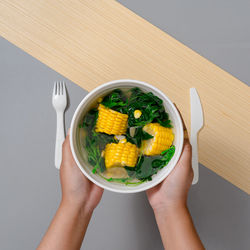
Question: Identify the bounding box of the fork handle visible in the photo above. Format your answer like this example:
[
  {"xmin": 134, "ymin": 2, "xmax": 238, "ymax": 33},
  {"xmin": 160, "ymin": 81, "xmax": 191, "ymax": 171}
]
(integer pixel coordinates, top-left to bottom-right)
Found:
[
  {"xmin": 55, "ymin": 111, "xmax": 65, "ymax": 169},
  {"xmin": 190, "ymin": 131, "xmax": 199, "ymax": 184}
]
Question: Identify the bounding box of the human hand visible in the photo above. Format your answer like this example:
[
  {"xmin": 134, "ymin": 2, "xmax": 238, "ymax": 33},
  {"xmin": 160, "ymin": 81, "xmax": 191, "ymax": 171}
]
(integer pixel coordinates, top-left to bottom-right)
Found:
[
  {"xmin": 147, "ymin": 139, "xmax": 205, "ymax": 250},
  {"xmin": 37, "ymin": 132, "xmax": 103, "ymax": 250},
  {"xmin": 146, "ymin": 139, "xmax": 193, "ymax": 213},
  {"xmin": 60, "ymin": 131, "xmax": 104, "ymax": 212}
]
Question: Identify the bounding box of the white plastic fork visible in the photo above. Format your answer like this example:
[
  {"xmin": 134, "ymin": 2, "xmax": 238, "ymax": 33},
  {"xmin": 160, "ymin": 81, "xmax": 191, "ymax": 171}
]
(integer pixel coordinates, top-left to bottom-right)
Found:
[{"xmin": 52, "ymin": 81, "xmax": 67, "ymax": 169}]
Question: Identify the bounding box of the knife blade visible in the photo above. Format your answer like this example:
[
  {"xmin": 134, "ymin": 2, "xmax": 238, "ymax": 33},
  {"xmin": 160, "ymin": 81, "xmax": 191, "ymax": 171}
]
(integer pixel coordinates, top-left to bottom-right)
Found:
[{"xmin": 190, "ymin": 88, "xmax": 204, "ymax": 184}]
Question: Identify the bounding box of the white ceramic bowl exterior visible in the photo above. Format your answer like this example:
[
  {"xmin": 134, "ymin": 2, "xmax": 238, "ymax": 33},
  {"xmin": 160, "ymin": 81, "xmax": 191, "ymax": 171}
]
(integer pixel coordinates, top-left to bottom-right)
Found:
[{"xmin": 70, "ymin": 80, "xmax": 183, "ymax": 193}]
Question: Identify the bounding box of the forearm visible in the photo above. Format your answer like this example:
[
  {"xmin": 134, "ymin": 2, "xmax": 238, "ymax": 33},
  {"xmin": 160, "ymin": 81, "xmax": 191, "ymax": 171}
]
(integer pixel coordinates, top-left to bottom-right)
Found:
[
  {"xmin": 37, "ymin": 201, "xmax": 92, "ymax": 250},
  {"xmin": 154, "ymin": 205, "xmax": 204, "ymax": 250}
]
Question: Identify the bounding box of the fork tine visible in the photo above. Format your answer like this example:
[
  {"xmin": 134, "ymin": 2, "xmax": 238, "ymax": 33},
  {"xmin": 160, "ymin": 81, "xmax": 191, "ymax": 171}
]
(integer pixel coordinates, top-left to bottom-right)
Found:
[
  {"xmin": 58, "ymin": 81, "xmax": 62, "ymax": 95},
  {"xmin": 53, "ymin": 82, "xmax": 57, "ymax": 95},
  {"xmin": 62, "ymin": 82, "xmax": 66, "ymax": 95},
  {"xmin": 57, "ymin": 81, "xmax": 60, "ymax": 95},
  {"xmin": 60, "ymin": 81, "xmax": 63, "ymax": 95}
]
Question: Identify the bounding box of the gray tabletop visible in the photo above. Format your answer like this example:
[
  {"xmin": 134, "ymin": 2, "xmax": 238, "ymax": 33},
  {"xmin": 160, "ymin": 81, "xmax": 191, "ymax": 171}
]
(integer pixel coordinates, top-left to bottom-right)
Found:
[{"xmin": 0, "ymin": 1, "xmax": 249, "ymax": 250}]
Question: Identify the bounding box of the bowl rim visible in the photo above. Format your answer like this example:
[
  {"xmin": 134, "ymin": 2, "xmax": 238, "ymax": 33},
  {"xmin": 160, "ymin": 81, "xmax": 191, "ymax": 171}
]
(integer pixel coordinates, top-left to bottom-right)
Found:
[{"xmin": 70, "ymin": 79, "xmax": 184, "ymax": 193}]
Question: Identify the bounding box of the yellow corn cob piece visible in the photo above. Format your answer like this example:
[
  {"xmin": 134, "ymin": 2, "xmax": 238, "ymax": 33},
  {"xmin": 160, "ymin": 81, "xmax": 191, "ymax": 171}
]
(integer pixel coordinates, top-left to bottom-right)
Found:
[
  {"xmin": 95, "ymin": 104, "xmax": 128, "ymax": 135},
  {"xmin": 104, "ymin": 142, "xmax": 139, "ymax": 168},
  {"xmin": 141, "ymin": 123, "xmax": 174, "ymax": 156}
]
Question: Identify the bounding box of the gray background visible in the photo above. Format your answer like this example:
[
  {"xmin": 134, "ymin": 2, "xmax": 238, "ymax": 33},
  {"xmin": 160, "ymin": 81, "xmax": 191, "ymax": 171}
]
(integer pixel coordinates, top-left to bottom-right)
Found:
[{"xmin": 0, "ymin": 0, "xmax": 249, "ymax": 249}]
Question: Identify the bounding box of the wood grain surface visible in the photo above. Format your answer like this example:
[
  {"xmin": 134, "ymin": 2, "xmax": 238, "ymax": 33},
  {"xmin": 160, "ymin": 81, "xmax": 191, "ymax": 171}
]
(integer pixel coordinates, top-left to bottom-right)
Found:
[{"xmin": 0, "ymin": 0, "xmax": 249, "ymax": 193}]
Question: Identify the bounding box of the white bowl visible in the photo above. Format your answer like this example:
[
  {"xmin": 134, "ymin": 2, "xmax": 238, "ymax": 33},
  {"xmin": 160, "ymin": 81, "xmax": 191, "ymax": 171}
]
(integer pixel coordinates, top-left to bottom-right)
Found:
[{"xmin": 70, "ymin": 79, "xmax": 183, "ymax": 193}]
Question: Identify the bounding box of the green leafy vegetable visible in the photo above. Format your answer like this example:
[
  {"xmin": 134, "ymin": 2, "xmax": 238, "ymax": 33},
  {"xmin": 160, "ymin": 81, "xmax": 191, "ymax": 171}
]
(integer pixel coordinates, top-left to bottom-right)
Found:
[
  {"xmin": 99, "ymin": 175, "xmax": 143, "ymax": 185},
  {"xmin": 125, "ymin": 155, "xmax": 156, "ymax": 181},
  {"xmin": 125, "ymin": 154, "xmax": 144, "ymax": 178},
  {"xmin": 82, "ymin": 108, "xmax": 98, "ymax": 129},
  {"xmin": 127, "ymin": 88, "xmax": 172, "ymax": 127},
  {"xmin": 101, "ymin": 89, "xmax": 128, "ymax": 113},
  {"xmin": 125, "ymin": 146, "xmax": 176, "ymax": 182},
  {"xmin": 152, "ymin": 145, "xmax": 175, "ymax": 169},
  {"xmin": 125, "ymin": 127, "xmax": 153, "ymax": 147}
]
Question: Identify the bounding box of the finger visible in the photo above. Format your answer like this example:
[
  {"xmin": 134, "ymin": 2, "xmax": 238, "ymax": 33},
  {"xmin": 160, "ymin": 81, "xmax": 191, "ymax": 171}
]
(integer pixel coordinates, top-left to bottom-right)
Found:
[
  {"xmin": 178, "ymin": 141, "xmax": 192, "ymax": 167},
  {"xmin": 62, "ymin": 128, "xmax": 71, "ymax": 160},
  {"xmin": 91, "ymin": 183, "xmax": 104, "ymax": 195},
  {"xmin": 90, "ymin": 184, "xmax": 104, "ymax": 203},
  {"xmin": 146, "ymin": 182, "xmax": 161, "ymax": 195},
  {"xmin": 62, "ymin": 134, "xmax": 69, "ymax": 158},
  {"xmin": 62, "ymin": 134, "xmax": 75, "ymax": 163},
  {"xmin": 173, "ymin": 103, "xmax": 189, "ymax": 141}
]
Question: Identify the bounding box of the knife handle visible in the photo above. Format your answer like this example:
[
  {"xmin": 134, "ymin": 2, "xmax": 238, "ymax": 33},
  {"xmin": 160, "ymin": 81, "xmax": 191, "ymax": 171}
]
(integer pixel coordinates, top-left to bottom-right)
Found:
[{"xmin": 190, "ymin": 133, "xmax": 199, "ymax": 184}]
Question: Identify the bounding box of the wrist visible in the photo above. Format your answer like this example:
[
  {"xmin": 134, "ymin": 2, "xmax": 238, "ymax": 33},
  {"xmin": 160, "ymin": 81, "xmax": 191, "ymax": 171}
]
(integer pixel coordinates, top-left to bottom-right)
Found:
[
  {"xmin": 153, "ymin": 201, "xmax": 187, "ymax": 217},
  {"xmin": 60, "ymin": 198, "xmax": 94, "ymax": 218}
]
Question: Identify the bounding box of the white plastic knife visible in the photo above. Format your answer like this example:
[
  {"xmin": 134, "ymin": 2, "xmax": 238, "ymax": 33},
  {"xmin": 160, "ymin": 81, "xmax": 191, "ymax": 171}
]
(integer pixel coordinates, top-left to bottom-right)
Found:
[{"xmin": 190, "ymin": 88, "xmax": 204, "ymax": 184}]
